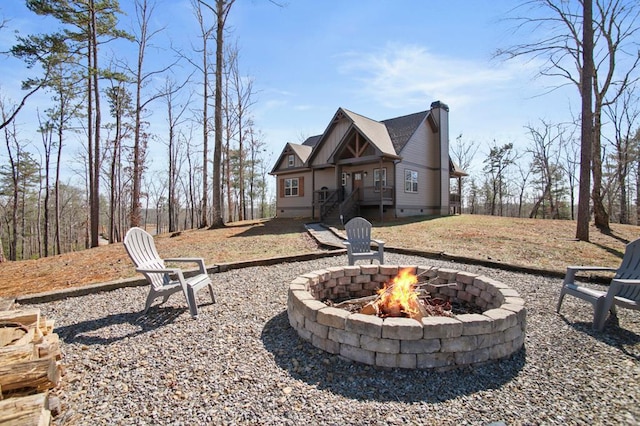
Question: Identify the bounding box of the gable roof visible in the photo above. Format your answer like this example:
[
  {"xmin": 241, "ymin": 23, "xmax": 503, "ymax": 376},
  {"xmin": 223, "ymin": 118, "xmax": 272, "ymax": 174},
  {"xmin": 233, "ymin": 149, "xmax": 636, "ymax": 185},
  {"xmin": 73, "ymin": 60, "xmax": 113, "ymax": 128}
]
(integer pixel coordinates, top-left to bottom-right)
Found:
[
  {"xmin": 341, "ymin": 109, "xmax": 397, "ymax": 158},
  {"xmin": 382, "ymin": 110, "xmax": 430, "ymax": 153},
  {"xmin": 289, "ymin": 143, "xmax": 312, "ymax": 162},
  {"xmin": 302, "ymin": 135, "xmax": 321, "ymax": 147},
  {"xmin": 269, "ymin": 142, "xmax": 312, "ymax": 174},
  {"xmin": 277, "ymin": 107, "xmax": 433, "ymax": 171}
]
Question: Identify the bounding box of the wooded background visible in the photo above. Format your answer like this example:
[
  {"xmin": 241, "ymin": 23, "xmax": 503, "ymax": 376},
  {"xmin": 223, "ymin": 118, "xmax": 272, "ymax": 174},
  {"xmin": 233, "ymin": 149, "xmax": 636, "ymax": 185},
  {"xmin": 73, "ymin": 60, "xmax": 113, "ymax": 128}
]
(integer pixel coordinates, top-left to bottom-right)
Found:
[{"xmin": 0, "ymin": 0, "xmax": 638, "ymax": 261}]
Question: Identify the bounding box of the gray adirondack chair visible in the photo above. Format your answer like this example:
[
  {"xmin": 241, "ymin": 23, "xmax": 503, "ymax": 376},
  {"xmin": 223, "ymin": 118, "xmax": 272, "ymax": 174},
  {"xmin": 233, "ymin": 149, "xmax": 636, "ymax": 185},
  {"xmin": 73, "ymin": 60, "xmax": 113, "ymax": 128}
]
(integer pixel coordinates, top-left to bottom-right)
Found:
[
  {"xmin": 343, "ymin": 217, "xmax": 384, "ymax": 265},
  {"xmin": 557, "ymin": 237, "xmax": 640, "ymax": 331},
  {"xmin": 124, "ymin": 227, "xmax": 215, "ymax": 318}
]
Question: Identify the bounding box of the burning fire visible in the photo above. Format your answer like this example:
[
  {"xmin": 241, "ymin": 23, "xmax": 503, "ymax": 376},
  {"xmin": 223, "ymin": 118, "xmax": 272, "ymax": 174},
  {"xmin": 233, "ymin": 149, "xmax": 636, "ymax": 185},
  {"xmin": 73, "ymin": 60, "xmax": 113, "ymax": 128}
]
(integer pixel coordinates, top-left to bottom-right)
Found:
[{"xmin": 363, "ymin": 268, "xmax": 424, "ymax": 320}]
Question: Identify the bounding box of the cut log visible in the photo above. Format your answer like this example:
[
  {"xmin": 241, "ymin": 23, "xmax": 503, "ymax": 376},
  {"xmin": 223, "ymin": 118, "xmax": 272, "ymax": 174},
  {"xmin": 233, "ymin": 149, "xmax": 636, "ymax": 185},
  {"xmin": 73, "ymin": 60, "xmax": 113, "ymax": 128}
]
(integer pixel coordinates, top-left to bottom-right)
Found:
[
  {"xmin": 360, "ymin": 303, "xmax": 377, "ymax": 315},
  {"xmin": 332, "ymin": 295, "xmax": 377, "ymax": 308},
  {"xmin": 40, "ymin": 320, "xmax": 55, "ymax": 337},
  {"xmin": 34, "ymin": 335, "xmax": 61, "ymax": 361},
  {"xmin": 0, "ymin": 392, "xmax": 50, "ymax": 426},
  {"xmin": 0, "ymin": 344, "xmax": 37, "ymax": 366},
  {"xmin": 0, "ymin": 358, "xmax": 60, "ymax": 393},
  {"xmin": 0, "ymin": 324, "xmax": 29, "ymax": 348},
  {"xmin": 0, "ymin": 298, "xmax": 14, "ymax": 312},
  {"xmin": 0, "ymin": 310, "xmax": 40, "ymax": 329}
]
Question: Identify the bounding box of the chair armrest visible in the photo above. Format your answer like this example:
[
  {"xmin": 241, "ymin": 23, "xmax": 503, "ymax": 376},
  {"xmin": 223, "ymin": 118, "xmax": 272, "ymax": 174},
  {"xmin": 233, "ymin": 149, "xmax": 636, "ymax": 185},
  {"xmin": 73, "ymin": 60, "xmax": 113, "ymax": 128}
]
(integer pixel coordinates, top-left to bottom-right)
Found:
[
  {"xmin": 372, "ymin": 239, "xmax": 385, "ymax": 248},
  {"xmin": 610, "ymin": 279, "xmax": 640, "ymax": 286},
  {"xmin": 164, "ymin": 257, "xmax": 205, "ymax": 263},
  {"xmin": 136, "ymin": 267, "xmax": 181, "ymax": 275},
  {"xmin": 563, "ymin": 266, "xmax": 617, "ymax": 284},
  {"xmin": 164, "ymin": 257, "xmax": 207, "ymax": 274},
  {"xmin": 343, "ymin": 241, "xmax": 353, "ymax": 253}
]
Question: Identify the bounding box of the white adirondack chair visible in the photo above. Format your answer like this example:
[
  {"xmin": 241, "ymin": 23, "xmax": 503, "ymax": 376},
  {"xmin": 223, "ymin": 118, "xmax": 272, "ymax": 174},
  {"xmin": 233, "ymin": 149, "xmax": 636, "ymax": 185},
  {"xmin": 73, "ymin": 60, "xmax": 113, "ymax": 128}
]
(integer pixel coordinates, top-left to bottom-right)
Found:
[
  {"xmin": 124, "ymin": 227, "xmax": 215, "ymax": 318},
  {"xmin": 557, "ymin": 238, "xmax": 640, "ymax": 331},
  {"xmin": 343, "ymin": 217, "xmax": 384, "ymax": 265}
]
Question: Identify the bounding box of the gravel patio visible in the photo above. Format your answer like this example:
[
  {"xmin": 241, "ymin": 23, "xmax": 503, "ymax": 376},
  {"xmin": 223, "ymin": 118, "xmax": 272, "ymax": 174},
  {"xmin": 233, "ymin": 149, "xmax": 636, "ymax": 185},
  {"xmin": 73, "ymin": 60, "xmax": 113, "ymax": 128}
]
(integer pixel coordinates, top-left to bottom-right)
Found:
[{"xmin": 24, "ymin": 252, "xmax": 640, "ymax": 425}]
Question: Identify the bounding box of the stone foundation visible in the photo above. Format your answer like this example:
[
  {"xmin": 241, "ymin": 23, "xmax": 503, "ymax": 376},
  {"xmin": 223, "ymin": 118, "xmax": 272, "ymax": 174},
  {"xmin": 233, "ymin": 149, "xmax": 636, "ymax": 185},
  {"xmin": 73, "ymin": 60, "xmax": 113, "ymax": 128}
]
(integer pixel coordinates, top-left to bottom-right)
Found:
[{"xmin": 287, "ymin": 265, "xmax": 526, "ymax": 370}]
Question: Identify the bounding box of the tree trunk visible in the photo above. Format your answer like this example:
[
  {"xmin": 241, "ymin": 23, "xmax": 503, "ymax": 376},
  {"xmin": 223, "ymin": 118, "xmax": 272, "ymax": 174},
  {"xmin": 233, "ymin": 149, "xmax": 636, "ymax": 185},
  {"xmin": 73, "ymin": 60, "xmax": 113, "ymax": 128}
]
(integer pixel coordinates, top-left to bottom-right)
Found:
[
  {"xmin": 636, "ymin": 158, "xmax": 640, "ymax": 225},
  {"xmin": 591, "ymin": 106, "xmax": 609, "ymax": 231},
  {"xmin": 55, "ymin": 109, "xmax": 64, "ymax": 255},
  {"xmin": 618, "ymin": 150, "xmax": 629, "ymax": 224},
  {"xmin": 209, "ymin": 0, "xmax": 229, "ymax": 229},
  {"xmin": 576, "ymin": 0, "xmax": 593, "ymax": 242}
]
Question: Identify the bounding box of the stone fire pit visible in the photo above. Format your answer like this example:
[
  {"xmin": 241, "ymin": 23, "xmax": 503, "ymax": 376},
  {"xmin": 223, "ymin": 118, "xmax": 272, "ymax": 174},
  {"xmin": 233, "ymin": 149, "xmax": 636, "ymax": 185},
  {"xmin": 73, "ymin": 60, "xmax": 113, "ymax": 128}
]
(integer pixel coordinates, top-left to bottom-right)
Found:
[{"xmin": 287, "ymin": 265, "xmax": 526, "ymax": 370}]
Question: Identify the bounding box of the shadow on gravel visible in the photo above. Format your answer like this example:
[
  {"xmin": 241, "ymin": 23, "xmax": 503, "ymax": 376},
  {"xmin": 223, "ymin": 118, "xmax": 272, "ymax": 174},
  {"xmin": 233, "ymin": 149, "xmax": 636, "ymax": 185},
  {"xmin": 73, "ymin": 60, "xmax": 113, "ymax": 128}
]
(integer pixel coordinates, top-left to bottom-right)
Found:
[
  {"xmin": 261, "ymin": 310, "xmax": 526, "ymax": 403},
  {"xmin": 54, "ymin": 305, "xmax": 193, "ymax": 346},
  {"xmin": 561, "ymin": 316, "xmax": 640, "ymax": 361}
]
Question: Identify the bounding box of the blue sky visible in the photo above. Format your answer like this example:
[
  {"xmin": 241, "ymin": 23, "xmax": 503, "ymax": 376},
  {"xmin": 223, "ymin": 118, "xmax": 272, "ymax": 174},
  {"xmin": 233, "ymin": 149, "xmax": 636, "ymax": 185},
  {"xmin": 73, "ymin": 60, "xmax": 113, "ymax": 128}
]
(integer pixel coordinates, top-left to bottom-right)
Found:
[{"xmin": 0, "ymin": 0, "xmax": 578, "ymax": 184}]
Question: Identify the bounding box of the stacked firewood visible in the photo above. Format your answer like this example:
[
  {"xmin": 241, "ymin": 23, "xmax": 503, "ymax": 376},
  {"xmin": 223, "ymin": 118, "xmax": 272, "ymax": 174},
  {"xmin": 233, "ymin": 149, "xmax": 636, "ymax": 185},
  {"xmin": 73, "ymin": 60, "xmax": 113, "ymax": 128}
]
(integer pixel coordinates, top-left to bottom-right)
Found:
[{"xmin": 0, "ymin": 303, "xmax": 62, "ymax": 425}]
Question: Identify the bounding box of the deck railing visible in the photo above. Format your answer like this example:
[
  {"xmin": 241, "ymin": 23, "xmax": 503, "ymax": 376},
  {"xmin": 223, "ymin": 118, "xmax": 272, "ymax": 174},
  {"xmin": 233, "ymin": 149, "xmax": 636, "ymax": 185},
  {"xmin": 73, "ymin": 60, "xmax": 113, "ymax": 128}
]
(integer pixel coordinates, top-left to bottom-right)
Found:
[{"xmin": 339, "ymin": 188, "xmax": 360, "ymax": 223}]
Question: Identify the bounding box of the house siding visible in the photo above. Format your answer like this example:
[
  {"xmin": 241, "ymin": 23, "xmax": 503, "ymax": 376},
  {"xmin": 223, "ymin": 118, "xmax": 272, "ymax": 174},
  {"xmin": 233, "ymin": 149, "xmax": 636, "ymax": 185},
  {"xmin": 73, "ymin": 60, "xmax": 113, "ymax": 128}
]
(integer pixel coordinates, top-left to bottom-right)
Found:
[
  {"xmin": 309, "ymin": 119, "xmax": 350, "ymax": 167},
  {"xmin": 274, "ymin": 151, "xmax": 304, "ymax": 172},
  {"xmin": 276, "ymin": 171, "xmax": 312, "ymax": 218},
  {"xmin": 395, "ymin": 120, "xmax": 444, "ymax": 216},
  {"xmin": 314, "ymin": 169, "xmax": 337, "ymax": 190}
]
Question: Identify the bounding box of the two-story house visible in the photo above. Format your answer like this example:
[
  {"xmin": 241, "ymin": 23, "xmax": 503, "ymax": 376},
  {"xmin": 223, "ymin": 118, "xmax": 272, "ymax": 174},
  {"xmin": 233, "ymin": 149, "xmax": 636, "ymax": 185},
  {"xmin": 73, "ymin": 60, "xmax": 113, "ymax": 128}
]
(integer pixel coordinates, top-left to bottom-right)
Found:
[{"xmin": 269, "ymin": 101, "xmax": 466, "ymax": 222}]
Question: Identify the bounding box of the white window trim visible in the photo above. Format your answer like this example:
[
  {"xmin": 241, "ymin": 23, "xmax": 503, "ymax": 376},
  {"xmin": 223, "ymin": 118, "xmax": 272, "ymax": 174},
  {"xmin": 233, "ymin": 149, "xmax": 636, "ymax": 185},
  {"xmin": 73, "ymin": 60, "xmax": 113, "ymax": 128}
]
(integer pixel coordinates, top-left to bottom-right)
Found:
[
  {"xmin": 287, "ymin": 154, "xmax": 295, "ymax": 168},
  {"xmin": 285, "ymin": 177, "xmax": 299, "ymax": 197},
  {"xmin": 373, "ymin": 168, "xmax": 387, "ymax": 191},
  {"xmin": 405, "ymin": 169, "xmax": 418, "ymax": 193}
]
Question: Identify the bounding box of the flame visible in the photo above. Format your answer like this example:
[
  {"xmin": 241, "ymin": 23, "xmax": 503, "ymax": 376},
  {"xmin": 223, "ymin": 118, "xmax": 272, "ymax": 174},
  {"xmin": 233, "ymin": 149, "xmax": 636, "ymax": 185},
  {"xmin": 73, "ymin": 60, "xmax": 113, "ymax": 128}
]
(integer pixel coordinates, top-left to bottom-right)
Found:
[{"xmin": 375, "ymin": 268, "xmax": 421, "ymax": 319}]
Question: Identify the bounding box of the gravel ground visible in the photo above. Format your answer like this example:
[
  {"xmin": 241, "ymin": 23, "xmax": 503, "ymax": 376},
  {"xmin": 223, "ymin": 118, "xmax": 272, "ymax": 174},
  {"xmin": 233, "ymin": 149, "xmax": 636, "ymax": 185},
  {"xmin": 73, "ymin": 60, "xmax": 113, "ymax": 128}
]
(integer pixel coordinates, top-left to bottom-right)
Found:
[{"xmin": 24, "ymin": 253, "xmax": 640, "ymax": 425}]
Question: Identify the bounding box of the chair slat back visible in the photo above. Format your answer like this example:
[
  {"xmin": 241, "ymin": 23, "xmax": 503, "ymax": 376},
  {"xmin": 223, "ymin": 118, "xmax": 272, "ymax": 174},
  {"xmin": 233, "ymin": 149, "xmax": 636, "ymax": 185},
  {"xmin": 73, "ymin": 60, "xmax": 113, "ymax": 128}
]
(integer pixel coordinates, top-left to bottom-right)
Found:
[
  {"xmin": 614, "ymin": 238, "xmax": 640, "ymax": 302},
  {"xmin": 345, "ymin": 217, "xmax": 373, "ymax": 253},
  {"xmin": 124, "ymin": 227, "xmax": 167, "ymax": 289}
]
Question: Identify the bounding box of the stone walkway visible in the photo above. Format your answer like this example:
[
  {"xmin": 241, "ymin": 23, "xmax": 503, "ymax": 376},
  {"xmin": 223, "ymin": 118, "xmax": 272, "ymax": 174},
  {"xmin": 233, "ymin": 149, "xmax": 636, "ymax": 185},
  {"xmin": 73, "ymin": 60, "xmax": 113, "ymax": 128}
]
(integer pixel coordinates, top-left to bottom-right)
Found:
[{"xmin": 304, "ymin": 222, "xmax": 346, "ymax": 248}]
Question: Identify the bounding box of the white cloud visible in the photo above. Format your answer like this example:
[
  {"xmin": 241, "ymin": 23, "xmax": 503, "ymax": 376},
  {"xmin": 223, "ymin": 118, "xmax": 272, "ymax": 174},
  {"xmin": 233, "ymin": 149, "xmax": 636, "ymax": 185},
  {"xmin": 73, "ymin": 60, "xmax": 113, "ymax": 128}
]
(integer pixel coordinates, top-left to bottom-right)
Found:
[{"xmin": 337, "ymin": 43, "xmax": 544, "ymax": 111}]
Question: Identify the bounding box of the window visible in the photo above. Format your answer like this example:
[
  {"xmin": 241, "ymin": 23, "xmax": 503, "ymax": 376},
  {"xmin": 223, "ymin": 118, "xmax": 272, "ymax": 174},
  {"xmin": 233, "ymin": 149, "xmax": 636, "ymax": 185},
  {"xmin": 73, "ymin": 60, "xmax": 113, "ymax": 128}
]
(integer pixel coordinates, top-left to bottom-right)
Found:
[
  {"xmin": 373, "ymin": 168, "xmax": 387, "ymax": 191},
  {"xmin": 285, "ymin": 178, "xmax": 299, "ymax": 197},
  {"xmin": 405, "ymin": 169, "xmax": 418, "ymax": 193},
  {"xmin": 287, "ymin": 154, "xmax": 295, "ymax": 168},
  {"xmin": 280, "ymin": 177, "xmax": 304, "ymax": 198}
]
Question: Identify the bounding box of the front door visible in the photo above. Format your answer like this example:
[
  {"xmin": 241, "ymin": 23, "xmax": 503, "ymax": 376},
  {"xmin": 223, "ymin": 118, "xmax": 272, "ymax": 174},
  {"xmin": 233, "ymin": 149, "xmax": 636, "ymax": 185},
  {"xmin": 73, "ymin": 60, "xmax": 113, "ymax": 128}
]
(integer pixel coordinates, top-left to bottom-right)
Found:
[{"xmin": 352, "ymin": 171, "xmax": 363, "ymax": 200}]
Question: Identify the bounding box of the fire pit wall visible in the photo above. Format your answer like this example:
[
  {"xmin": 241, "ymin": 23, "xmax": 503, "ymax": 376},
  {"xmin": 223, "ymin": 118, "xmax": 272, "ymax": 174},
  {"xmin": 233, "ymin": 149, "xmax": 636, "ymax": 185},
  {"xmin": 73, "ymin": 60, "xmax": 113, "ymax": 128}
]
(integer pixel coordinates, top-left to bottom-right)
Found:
[{"xmin": 287, "ymin": 265, "xmax": 526, "ymax": 370}]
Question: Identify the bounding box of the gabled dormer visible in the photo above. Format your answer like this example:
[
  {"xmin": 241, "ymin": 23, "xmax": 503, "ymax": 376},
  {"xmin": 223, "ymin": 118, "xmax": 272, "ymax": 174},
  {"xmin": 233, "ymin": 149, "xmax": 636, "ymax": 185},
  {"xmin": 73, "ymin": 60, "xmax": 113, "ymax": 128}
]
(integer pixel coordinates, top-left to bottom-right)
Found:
[{"xmin": 269, "ymin": 142, "xmax": 312, "ymax": 174}]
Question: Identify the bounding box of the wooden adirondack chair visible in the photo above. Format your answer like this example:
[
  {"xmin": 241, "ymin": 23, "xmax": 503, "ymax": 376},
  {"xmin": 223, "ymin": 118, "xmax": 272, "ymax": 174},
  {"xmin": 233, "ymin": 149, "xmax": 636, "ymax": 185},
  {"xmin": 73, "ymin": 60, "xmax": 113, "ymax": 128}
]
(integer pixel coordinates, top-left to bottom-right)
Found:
[
  {"xmin": 124, "ymin": 227, "xmax": 215, "ymax": 318},
  {"xmin": 557, "ymin": 238, "xmax": 640, "ymax": 331},
  {"xmin": 343, "ymin": 217, "xmax": 384, "ymax": 265}
]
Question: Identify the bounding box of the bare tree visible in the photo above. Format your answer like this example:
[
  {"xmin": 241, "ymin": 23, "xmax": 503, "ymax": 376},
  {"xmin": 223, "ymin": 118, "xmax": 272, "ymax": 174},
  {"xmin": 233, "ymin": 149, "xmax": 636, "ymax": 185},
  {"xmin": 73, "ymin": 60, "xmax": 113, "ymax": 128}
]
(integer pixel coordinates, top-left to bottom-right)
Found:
[
  {"xmin": 483, "ymin": 142, "xmax": 516, "ymax": 216},
  {"xmin": 450, "ymin": 133, "xmax": 479, "ymax": 211},
  {"xmin": 560, "ymin": 126, "xmax": 581, "ymax": 221},
  {"xmin": 36, "ymin": 112, "xmax": 54, "ymax": 257},
  {"xmin": 514, "ymin": 156, "xmax": 533, "ymax": 218},
  {"xmin": 197, "ymin": 0, "xmax": 236, "ymax": 229},
  {"xmin": 526, "ymin": 120, "xmax": 566, "ymax": 219},
  {"xmin": 188, "ymin": 0, "xmax": 216, "ymax": 228},
  {"xmin": 229, "ymin": 45, "xmax": 255, "ymax": 221},
  {"xmin": 161, "ymin": 76, "xmax": 193, "ymax": 232},
  {"xmin": 105, "ymin": 79, "xmax": 134, "ymax": 242},
  {"xmin": 126, "ymin": 0, "xmax": 177, "ymax": 228},
  {"xmin": 605, "ymin": 85, "xmax": 640, "ymax": 224},
  {"xmin": 247, "ymin": 125, "xmax": 267, "ymax": 220},
  {"xmin": 495, "ymin": 0, "xmax": 640, "ymax": 238},
  {"xmin": 1, "ymin": 103, "xmax": 22, "ymax": 261}
]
